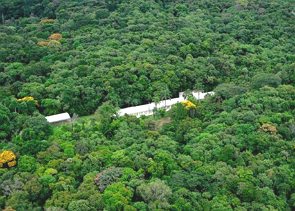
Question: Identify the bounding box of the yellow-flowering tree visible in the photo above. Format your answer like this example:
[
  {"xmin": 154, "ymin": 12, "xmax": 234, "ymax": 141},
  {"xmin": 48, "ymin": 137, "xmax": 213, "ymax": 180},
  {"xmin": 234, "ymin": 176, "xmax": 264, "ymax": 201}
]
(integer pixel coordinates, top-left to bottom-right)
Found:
[
  {"xmin": 17, "ymin": 96, "xmax": 38, "ymax": 106},
  {"xmin": 181, "ymin": 100, "xmax": 197, "ymax": 117},
  {"xmin": 37, "ymin": 33, "xmax": 62, "ymax": 47},
  {"xmin": 37, "ymin": 40, "xmax": 61, "ymax": 48},
  {"xmin": 181, "ymin": 100, "xmax": 197, "ymax": 110},
  {"xmin": 0, "ymin": 150, "xmax": 17, "ymax": 168},
  {"xmin": 49, "ymin": 33, "xmax": 62, "ymax": 41},
  {"xmin": 48, "ymin": 40, "xmax": 61, "ymax": 47},
  {"xmin": 37, "ymin": 41, "xmax": 50, "ymax": 47},
  {"xmin": 260, "ymin": 123, "xmax": 277, "ymax": 135},
  {"xmin": 40, "ymin": 18, "xmax": 55, "ymax": 24}
]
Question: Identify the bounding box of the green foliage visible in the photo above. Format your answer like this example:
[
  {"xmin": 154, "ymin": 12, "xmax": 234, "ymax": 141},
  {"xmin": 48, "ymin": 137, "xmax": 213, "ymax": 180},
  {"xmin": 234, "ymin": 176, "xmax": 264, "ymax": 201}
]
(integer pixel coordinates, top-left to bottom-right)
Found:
[
  {"xmin": 20, "ymin": 115, "xmax": 52, "ymax": 141},
  {"xmin": 18, "ymin": 155, "xmax": 37, "ymax": 172},
  {"xmin": 5, "ymin": 191, "xmax": 34, "ymax": 210},
  {"xmin": 95, "ymin": 102, "xmax": 118, "ymax": 137},
  {"xmin": 102, "ymin": 182, "xmax": 133, "ymax": 211},
  {"xmin": 0, "ymin": 0, "xmax": 293, "ymax": 116},
  {"xmin": 39, "ymin": 175, "xmax": 56, "ymax": 186},
  {"xmin": 214, "ymin": 83, "xmax": 246, "ymax": 100},
  {"xmin": 68, "ymin": 200, "xmax": 92, "ymax": 211},
  {"xmin": 0, "ymin": 0, "xmax": 294, "ymax": 210},
  {"xmin": 251, "ymin": 73, "xmax": 282, "ymax": 90},
  {"xmin": 0, "ymin": 104, "xmax": 10, "ymax": 140},
  {"xmin": 41, "ymin": 99, "xmax": 62, "ymax": 116},
  {"xmin": 0, "ymin": 85, "xmax": 294, "ymax": 210},
  {"xmin": 95, "ymin": 167, "xmax": 122, "ymax": 192},
  {"xmin": 137, "ymin": 179, "xmax": 172, "ymax": 210}
]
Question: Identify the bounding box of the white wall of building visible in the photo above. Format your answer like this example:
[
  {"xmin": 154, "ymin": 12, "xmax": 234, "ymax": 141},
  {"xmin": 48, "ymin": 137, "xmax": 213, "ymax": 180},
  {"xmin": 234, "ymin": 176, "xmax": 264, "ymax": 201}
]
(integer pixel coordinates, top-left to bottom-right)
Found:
[
  {"xmin": 45, "ymin": 92, "xmax": 214, "ymax": 123},
  {"xmin": 118, "ymin": 91, "xmax": 214, "ymax": 117}
]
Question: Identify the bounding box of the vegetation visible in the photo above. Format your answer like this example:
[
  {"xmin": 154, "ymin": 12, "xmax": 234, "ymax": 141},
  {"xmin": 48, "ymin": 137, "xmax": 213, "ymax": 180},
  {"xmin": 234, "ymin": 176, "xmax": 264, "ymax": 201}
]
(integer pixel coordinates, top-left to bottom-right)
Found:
[
  {"xmin": 0, "ymin": 0, "xmax": 294, "ymax": 210},
  {"xmin": 0, "ymin": 151, "xmax": 17, "ymax": 168}
]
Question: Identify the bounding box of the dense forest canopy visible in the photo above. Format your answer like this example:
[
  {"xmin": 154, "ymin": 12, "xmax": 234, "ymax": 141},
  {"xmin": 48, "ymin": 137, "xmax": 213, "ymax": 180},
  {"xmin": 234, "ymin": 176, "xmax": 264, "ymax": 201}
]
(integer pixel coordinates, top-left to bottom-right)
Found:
[
  {"xmin": 0, "ymin": 0, "xmax": 294, "ymax": 210},
  {"xmin": 1, "ymin": 0, "xmax": 294, "ymax": 115}
]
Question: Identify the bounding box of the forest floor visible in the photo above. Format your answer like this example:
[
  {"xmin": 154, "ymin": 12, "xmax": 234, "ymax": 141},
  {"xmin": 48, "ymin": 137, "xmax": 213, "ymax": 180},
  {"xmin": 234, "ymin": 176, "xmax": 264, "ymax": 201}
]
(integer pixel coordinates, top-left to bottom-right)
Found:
[{"xmin": 154, "ymin": 117, "xmax": 171, "ymax": 130}]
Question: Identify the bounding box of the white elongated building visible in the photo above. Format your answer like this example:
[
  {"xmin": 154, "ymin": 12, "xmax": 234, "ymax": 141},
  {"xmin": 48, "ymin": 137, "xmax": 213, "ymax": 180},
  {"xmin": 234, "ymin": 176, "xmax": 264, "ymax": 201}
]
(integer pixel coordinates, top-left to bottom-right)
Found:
[
  {"xmin": 118, "ymin": 91, "xmax": 214, "ymax": 117},
  {"xmin": 45, "ymin": 112, "xmax": 71, "ymax": 124}
]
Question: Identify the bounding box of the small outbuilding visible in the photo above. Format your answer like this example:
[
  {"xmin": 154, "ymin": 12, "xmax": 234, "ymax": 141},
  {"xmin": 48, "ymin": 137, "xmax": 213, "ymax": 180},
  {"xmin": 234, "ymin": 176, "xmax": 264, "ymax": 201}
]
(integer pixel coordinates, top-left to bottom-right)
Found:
[{"xmin": 45, "ymin": 112, "xmax": 71, "ymax": 124}]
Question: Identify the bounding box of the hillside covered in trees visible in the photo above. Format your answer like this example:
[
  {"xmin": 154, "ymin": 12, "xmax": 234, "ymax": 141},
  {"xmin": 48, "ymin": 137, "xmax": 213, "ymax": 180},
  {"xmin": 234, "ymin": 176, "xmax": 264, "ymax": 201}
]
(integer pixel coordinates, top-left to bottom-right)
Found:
[{"xmin": 0, "ymin": 0, "xmax": 294, "ymax": 210}]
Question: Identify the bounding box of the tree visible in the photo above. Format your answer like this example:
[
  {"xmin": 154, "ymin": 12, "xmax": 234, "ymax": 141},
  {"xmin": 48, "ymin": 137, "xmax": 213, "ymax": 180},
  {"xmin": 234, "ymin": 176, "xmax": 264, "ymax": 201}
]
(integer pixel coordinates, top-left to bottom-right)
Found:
[
  {"xmin": 95, "ymin": 102, "xmax": 118, "ymax": 137},
  {"xmin": 251, "ymin": 73, "xmax": 282, "ymax": 90},
  {"xmin": 102, "ymin": 182, "xmax": 133, "ymax": 211},
  {"xmin": 18, "ymin": 155, "xmax": 37, "ymax": 172},
  {"xmin": 20, "ymin": 115, "xmax": 52, "ymax": 141},
  {"xmin": 0, "ymin": 104, "xmax": 11, "ymax": 140},
  {"xmin": 5, "ymin": 191, "xmax": 34, "ymax": 211},
  {"xmin": 214, "ymin": 83, "xmax": 246, "ymax": 100},
  {"xmin": 41, "ymin": 99, "xmax": 62, "ymax": 115},
  {"xmin": 23, "ymin": 176, "xmax": 43, "ymax": 202},
  {"xmin": 95, "ymin": 167, "xmax": 122, "ymax": 192},
  {"xmin": 137, "ymin": 179, "xmax": 172, "ymax": 210},
  {"xmin": 68, "ymin": 200, "xmax": 91, "ymax": 211},
  {"xmin": 152, "ymin": 82, "xmax": 171, "ymax": 106},
  {"xmin": 171, "ymin": 188, "xmax": 202, "ymax": 210},
  {"xmin": 0, "ymin": 150, "xmax": 16, "ymax": 168},
  {"xmin": 169, "ymin": 103, "xmax": 188, "ymax": 121},
  {"xmin": 0, "ymin": 0, "xmax": 294, "ymax": 210}
]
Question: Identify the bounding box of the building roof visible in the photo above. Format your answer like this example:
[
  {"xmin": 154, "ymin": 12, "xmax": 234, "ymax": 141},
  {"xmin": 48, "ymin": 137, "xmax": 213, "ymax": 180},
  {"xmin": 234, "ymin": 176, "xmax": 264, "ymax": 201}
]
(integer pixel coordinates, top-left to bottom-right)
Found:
[{"xmin": 45, "ymin": 112, "xmax": 71, "ymax": 123}]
